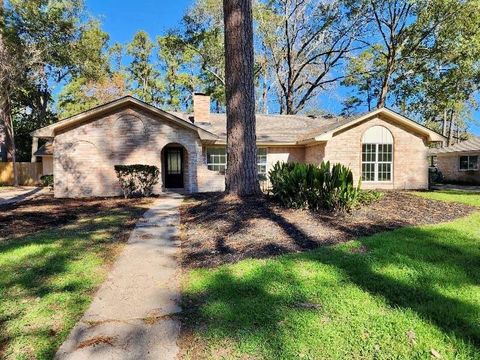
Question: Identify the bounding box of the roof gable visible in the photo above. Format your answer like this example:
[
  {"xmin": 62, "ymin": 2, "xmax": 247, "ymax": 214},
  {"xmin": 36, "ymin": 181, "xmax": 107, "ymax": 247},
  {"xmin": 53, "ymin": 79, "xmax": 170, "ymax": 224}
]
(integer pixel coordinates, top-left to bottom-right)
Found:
[
  {"xmin": 32, "ymin": 98, "xmax": 445, "ymax": 145},
  {"xmin": 298, "ymin": 108, "xmax": 446, "ymax": 143},
  {"xmin": 32, "ymin": 96, "xmax": 218, "ymax": 141}
]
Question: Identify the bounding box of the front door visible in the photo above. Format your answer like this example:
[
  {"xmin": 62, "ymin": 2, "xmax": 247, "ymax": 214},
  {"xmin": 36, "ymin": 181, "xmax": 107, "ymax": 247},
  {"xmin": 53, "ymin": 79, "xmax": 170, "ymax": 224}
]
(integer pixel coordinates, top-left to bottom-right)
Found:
[{"xmin": 164, "ymin": 147, "xmax": 184, "ymax": 188}]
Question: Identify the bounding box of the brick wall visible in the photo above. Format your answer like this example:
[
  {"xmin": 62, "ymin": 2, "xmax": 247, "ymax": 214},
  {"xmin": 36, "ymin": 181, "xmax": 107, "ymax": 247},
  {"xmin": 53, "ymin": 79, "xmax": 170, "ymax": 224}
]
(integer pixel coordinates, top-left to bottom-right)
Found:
[
  {"xmin": 305, "ymin": 144, "xmax": 326, "ymax": 164},
  {"xmin": 42, "ymin": 156, "xmax": 53, "ymax": 175},
  {"xmin": 266, "ymin": 146, "xmax": 305, "ymax": 172},
  {"xmin": 324, "ymin": 115, "xmax": 429, "ymax": 189},
  {"xmin": 437, "ymin": 153, "xmax": 480, "ymax": 184},
  {"xmin": 52, "ymin": 109, "xmax": 431, "ymax": 197},
  {"xmin": 54, "ymin": 107, "xmax": 204, "ymax": 198}
]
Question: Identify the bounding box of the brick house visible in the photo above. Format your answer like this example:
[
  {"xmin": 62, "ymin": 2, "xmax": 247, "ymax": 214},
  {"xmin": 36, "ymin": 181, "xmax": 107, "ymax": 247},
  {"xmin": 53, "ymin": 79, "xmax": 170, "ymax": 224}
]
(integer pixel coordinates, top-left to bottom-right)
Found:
[
  {"xmin": 430, "ymin": 137, "xmax": 480, "ymax": 185},
  {"xmin": 31, "ymin": 95, "xmax": 445, "ymax": 198}
]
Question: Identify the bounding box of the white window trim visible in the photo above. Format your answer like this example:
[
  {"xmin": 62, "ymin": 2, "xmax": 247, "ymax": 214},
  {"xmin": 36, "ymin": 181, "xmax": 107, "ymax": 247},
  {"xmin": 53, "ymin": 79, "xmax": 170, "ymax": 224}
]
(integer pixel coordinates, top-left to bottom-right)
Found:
[
  {"xmin": 206, "ymin": 147, "xmax": 227, "ymax": 173},
  {"xmin": 362, "ymin": 143, "xmax": 394, "ymax": 183},
  {"xmin": 205, "ymin": 147, "xmax": 269, "ymax": 176},
  {"xmin": 257, "ymin": 148, "xmax": 268, "ymax": 177},
  {"xmin": 459, "ymin": 155, "xmax": 479, "ymax": 172}
]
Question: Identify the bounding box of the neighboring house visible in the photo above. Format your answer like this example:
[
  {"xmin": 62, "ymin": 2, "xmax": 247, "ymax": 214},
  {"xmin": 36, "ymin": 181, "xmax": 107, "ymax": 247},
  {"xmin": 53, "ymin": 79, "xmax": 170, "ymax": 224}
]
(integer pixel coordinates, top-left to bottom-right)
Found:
[
  {"xmin": 430, "ymin": 137, "xmax": 480, "ymax": 185},
  {"xmin": 31, "ymin": 94, "xmax": 445, "ymax": 198},
  {"xmin": 33, "ymin": 141, "xmax": 54, "ymax": 175}
]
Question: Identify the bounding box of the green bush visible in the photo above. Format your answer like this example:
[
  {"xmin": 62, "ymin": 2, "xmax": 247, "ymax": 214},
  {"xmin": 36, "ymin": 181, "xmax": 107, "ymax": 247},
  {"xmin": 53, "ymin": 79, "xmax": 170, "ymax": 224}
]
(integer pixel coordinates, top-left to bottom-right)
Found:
[
  {"xmin": 40, "ymin": 175, "xmax": 54, "ymax": 190},
  {"xmin": 357, "ymin": 190, "xmax": 383, "ymax": 205},
  {"xmin": 114, "ymin": 164, "xmax": 160, "ymax": 198},
  {"xmin": 268, "ymin": 161, "xmax": 360, "ymax": 212}
]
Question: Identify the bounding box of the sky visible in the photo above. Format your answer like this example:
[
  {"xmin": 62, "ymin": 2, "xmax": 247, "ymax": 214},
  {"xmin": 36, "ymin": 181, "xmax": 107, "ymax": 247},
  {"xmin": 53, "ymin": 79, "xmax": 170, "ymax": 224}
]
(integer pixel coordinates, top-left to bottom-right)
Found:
[
  {"xmin": 84, "ymin": 0, "xmax": 480, "ymax": 135},
  {"xmin": 85, "ymin": 0, "xmax": 192, "ymax": 43}
]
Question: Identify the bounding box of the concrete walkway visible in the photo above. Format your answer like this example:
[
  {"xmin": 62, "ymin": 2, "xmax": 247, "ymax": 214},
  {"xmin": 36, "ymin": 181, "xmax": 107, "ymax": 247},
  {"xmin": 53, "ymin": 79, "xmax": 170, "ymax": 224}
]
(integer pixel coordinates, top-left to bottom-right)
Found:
[
  {"xmin": 0, "ymin": 186, "xmax": 44, "ymax": 206},
  {"xmin": 55, "ymin": 195, "xmax": 183, "ymax": 360}
]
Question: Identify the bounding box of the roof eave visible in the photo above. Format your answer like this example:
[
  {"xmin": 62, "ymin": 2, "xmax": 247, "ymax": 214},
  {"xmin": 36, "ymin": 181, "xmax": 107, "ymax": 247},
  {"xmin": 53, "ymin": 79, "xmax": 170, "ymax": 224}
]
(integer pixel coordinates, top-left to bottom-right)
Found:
[
  {"xmin": 31, "ymin": 96, "xmax": 220, "ymax": 140},
  {"xmin": 302, "ymin": 108, "xmax": 446, "ymax": 144}
]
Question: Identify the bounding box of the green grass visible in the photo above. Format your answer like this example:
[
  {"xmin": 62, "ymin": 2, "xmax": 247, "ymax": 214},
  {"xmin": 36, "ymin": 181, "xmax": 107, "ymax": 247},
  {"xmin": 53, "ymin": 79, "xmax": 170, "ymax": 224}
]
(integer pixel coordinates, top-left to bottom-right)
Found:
[
  {"xmin": 0, "ymin": 209, "xmax": 143, "ymax": 360},
  {"xmin": 413, "ymin": 190, "xmax": 480, "ymax": 207},
  {"xmin": 182, "ymin": 191, "xmax": 480, "ymax": 359}
]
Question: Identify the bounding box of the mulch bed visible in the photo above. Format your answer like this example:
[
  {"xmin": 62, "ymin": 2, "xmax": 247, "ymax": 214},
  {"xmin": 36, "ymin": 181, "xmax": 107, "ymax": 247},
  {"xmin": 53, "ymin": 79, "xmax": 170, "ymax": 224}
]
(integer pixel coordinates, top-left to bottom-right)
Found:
[
  {"xmin": 0, "ymin": 194, "xmax": 153, "ymax": 242},
  {"xmin": 179, "ymin": 191, "xmax": 475, "ymax": 268}
]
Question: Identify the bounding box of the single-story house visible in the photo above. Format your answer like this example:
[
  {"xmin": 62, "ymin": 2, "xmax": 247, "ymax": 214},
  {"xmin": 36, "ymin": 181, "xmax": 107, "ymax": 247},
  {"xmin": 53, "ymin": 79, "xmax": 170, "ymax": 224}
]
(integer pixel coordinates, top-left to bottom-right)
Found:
[
  {"xmin": 430, "ymin": 137, "xmax": 480, "ymax": 185},
  {"xmin": 31, "ymin": 94, "xmax": 445, "ymax": 198}
]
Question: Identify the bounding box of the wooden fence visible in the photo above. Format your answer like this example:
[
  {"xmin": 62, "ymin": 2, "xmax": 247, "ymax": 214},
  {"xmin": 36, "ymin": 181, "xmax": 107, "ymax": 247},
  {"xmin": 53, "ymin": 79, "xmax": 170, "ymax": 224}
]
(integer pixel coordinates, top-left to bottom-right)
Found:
[{"xmin": 0, "ymin": 162, "xmax": 43, "ymax": 186}]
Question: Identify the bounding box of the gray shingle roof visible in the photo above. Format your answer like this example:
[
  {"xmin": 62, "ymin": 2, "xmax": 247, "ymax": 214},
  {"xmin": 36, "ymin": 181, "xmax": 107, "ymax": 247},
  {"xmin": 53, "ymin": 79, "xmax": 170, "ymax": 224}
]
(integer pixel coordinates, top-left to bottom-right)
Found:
[
  {"xmin": 431, "ymin": 137, "xmax": 480, "ymax": 154},
  {"xmin": 170, "ymin": 112, "xmax": 352, "ymax": 143}
]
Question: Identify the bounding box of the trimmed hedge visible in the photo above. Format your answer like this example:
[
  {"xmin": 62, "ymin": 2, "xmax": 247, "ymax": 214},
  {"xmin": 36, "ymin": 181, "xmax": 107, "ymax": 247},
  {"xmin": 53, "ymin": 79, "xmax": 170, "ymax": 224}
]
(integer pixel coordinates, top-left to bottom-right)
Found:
[
  {"xmin": 269, "ymin": 161, "xmax": 360, "ymax": 212},
  {"xmin": 114, "ymin": 164, "xmax": 160, "ymax": 198}
]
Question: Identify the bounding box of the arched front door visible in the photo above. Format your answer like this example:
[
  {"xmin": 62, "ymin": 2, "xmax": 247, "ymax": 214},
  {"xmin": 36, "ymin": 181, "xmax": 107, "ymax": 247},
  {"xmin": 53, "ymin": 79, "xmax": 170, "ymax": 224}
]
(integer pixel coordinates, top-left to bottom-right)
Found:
[{"xmin": 163, "ymin": 146, "xmax": 184, "ymax": 188}]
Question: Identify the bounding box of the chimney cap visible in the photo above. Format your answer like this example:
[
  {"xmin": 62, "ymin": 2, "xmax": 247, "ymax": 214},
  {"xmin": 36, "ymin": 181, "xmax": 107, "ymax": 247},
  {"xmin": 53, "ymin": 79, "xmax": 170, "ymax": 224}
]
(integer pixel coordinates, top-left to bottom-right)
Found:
[{"xmin": 193, "ymin": 92, "xmax": 207, "ymax": 96}]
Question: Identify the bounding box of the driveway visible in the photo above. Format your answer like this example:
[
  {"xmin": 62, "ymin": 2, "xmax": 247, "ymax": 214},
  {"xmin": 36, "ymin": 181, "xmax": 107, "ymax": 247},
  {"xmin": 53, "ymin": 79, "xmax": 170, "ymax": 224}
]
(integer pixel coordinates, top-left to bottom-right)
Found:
[
  {"xmin": 0, "ymin": 186, "xmax": 44, "ymax": 206},
  {"xmin": 55, "ymin": 194, "xmax": 183, "ymax": 360}
]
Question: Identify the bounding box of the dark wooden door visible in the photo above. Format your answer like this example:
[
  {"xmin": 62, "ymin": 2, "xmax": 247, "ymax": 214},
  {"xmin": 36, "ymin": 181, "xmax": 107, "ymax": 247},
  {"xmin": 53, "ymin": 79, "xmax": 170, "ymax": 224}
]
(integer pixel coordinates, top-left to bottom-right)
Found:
[{"xmin": 164, "ymin": 148, "xmax": 184, "ymax": 188}]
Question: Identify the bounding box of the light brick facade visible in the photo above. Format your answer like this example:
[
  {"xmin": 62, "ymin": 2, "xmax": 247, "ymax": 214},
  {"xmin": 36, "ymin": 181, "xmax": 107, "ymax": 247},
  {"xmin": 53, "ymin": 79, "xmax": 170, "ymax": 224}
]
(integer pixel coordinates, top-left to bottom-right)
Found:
[
  {"xmin": 33, "ymin": 98, "xmax": 439, "ymax": 198},
  {"xmin": 323, "ymin": 115, "xmax": 429, "ymax": 189},
  {"xmin": 436, "ymin": 153, "xmax": 480, "ymax": 185},
  {"xmin": 53, "ymin": 107, "xmax": 219, "ymax": 198}
]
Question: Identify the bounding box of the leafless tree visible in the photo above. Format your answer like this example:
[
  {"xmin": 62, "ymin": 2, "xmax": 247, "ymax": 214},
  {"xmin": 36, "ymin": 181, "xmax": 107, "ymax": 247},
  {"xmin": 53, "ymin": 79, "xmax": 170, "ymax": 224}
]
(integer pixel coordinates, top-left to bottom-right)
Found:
[{"xmin": 256, "ymin": 0, "xmax": 365, "ymax": 114}]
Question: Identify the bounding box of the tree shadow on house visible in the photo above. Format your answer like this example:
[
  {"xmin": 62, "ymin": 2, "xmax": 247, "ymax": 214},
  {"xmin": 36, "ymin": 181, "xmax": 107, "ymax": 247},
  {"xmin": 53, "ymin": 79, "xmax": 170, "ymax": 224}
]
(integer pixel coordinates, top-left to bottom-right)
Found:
[{"xmin": 179, "ymin": 194, "xmax": 480, "ymax": 358}]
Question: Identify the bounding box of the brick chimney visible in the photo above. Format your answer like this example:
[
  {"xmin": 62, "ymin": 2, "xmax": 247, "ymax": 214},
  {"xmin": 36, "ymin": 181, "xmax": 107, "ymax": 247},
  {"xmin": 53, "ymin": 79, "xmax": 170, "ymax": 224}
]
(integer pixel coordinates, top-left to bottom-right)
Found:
[{"xmin": 193, "ymin": 93, "xmax": 211, "ymax": 122}]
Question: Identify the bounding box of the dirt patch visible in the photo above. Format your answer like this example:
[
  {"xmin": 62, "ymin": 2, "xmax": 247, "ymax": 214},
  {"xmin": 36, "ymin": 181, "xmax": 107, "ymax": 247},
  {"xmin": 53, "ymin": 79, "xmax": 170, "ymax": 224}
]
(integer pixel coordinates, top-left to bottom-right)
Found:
[
  {"xmin": 77, "ymin": 336, "xmax": 116, "ymax": 349},
  {"xmin": 0, "ymin": 194, "xmax": 153, "ymax": 242},
  {"xmin": 179, "ymin": 191, "xmax": 474, "ymax": 268}
]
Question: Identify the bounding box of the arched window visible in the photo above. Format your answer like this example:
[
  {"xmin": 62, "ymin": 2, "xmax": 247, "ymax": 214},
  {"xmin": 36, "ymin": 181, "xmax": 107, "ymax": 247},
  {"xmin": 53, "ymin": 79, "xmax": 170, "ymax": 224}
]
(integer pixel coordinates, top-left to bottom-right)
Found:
[{"xmin": 362, "ymin": 126, "xmax": 393, "ymax": 182}]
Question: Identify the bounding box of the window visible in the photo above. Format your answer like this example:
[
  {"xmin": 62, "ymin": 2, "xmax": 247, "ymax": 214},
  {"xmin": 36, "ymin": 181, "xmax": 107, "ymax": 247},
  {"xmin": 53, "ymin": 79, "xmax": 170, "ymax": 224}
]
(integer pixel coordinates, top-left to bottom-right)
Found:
[
  {"xmin": 257, "ymin": 148, "xmax": 267, "ymax": 179},
  {"xmin": 206, "ymin": 147, "xmax": 268, "ymax": 177},
  {"xmin": 459, "ymin": 155, "xmax": 478, "ymax": 171},
  {"xmin": 206, "ymin": 147, "xmax": 227, "ymax": 173},
  {"xmin": 167, "ymin": 149, "xmax": 182, "ymax": 175},
  {"xmin": 361, "ymin": 126, "xmax": 393, "ymax": 182}
]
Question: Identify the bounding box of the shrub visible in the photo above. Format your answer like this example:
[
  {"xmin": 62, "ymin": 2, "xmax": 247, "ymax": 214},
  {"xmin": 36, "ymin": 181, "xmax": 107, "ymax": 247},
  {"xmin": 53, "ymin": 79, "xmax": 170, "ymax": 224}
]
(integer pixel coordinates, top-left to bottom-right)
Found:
[
  {"xmin": 40, "ymin": 175, "xmax": 54, "ymax": 190},
  {"xmin": 114, "ymin": 164, "xmax": 160, "ymax": 198},
  {"xmin": 429, "ymin": 167, "xmax": 444, "ymax": 184},
  {"xmin": 269, "ymin": 161, "xmax": 360, "ymax": 212},
  {"xmin": 357, "ymin": 190, "xmax": 383, "ymax": 205}
]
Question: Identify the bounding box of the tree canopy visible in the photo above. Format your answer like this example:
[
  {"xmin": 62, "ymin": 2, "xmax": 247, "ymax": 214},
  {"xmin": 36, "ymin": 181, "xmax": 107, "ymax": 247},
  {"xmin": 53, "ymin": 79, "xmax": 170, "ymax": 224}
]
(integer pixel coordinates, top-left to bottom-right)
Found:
[{"xmin": 2, "ymin": 0, "xmax": 480, "ymax": 164}]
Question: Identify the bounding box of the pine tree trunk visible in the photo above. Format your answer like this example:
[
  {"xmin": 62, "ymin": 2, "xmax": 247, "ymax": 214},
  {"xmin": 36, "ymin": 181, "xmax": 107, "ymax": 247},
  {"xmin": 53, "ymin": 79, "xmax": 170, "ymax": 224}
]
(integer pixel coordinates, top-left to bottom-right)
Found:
[
  {"xmin": 442, "ymin": 110, "xmax": 447, "ymax": 136},
  {"xmin": 447, "ymin": 110, "xmax": 454, "ymax": 146},
  {"xmin": 223, "ymin": 0, "xmax": 260, "ymax": 196}
]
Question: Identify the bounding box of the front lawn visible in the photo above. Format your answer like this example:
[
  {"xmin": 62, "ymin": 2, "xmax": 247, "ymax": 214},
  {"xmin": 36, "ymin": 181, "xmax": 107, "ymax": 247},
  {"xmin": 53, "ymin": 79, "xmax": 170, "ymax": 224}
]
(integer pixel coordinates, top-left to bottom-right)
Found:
[
  {"xmin": 180, "ymin": 191, "xmax": 480, "ymax": 359},
  {"xmin": 414, "ymin": 189, "xmax": 480, "ymax": 207},
  {"xmin": 0, "ymin": 195, "xmax": 151, "ymax": 360}
]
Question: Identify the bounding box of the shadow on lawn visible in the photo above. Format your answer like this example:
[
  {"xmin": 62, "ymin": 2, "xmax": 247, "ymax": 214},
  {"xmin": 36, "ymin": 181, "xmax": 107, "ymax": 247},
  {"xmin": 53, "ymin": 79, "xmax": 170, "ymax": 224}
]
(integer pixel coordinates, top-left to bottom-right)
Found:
[
  {"xmin": 181, "ymin": 192, "xmax": 474, "ymax": 269},
  {"xmin": 0, "ymin": 203, "xmax": 149, "ymax": 359},
  {"xmin": 181, "ymin": 196, "xmax": 480, "ymax": 357}
]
